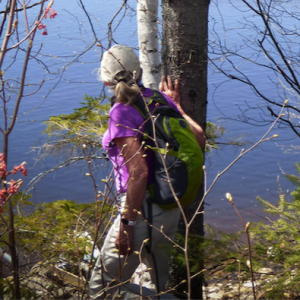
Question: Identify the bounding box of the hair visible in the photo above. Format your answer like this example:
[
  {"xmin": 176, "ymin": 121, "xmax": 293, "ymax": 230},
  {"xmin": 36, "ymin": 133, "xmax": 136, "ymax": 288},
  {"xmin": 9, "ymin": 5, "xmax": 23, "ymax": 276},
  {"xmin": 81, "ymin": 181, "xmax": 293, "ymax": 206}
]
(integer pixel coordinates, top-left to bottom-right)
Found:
[{"xmin": 110, "ymin": 70, "xmax": 141, "ymax": 105}]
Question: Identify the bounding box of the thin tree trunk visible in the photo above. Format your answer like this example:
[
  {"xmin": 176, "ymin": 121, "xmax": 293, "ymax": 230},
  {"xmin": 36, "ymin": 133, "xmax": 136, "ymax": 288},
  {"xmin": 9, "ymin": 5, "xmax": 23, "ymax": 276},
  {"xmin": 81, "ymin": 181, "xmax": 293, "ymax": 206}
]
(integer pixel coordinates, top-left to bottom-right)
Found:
[
  {"xmin": 161, "ymin": 0, "xmax": 209, "ymax": 298},
  {"xmin": 1, "ymin": 1, "xmax": 45, "ymax": 297},
  {"xmin": 137, "ymin": 0, "xmax": 161, "ymax": 89},
  {"xmin": 0, "ymin": 0, "xmax": 21, "ymax": 297}
]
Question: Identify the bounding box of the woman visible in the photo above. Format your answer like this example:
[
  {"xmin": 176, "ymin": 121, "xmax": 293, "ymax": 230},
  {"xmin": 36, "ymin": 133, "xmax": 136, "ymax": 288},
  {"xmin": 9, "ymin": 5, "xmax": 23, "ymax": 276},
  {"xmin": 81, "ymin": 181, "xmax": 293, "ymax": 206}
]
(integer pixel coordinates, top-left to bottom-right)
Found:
[{"xmin": 89, "ymin": 44, "xmax": 206, "ymax": 299}]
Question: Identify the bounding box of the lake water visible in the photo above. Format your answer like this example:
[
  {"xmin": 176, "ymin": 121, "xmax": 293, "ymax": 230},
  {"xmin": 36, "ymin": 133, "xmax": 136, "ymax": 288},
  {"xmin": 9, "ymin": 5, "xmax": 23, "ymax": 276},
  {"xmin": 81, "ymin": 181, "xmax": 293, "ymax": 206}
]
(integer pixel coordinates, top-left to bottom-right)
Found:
[{"xmin": 1, "ymin": 0, "xmax": 299, "ymax": 233}]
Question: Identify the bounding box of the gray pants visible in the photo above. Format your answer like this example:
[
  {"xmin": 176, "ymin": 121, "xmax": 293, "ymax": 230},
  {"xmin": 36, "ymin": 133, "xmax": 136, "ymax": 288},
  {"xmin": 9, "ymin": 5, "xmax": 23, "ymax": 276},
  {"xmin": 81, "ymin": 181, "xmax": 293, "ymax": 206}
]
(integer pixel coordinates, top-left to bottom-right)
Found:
[{"xmin": 89, "ymin": 195, "xmax": 181, "ymax": 299}]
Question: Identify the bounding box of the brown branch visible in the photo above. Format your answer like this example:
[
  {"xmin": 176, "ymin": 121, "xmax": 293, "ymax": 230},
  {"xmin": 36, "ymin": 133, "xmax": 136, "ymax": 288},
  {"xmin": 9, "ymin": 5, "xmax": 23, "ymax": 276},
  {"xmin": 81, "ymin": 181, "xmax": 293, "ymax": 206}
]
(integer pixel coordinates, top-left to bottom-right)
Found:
[
  {"xmin": 255, "ymin": 0, "xmax": 300, "ymax": 89},
  {"xmin": 29, "ymin": 42, "xmax": 43, "ymax": 60},
  {"xmin": 0, "ymin": 1, "xmax": 9, "ymax": 38},
  {"xmin": 209, "ymin": 57, "xmax": 300, "ymax": 115},
  {"xmin": 0, "ymin": 0, "xmax": 46, "ymax": 14},
  {"xmin": 0, "ymin": 0, "xmax": 17, "ymax": 70},
  {"xmin": 267, "ymin": 106, "xmax": 300, "ymax": 137},
  {"xmin": 107, "ymin": 0, "xmax": 127, "ymax": 47},
  {"xmin": 190, "ymin": 99, "xmax": 288, "ymax": 228},
  {"xmin": 22, "ymin": 79, "xmax": 45, "ymax": 97},
  {"xmin": 6, "ymin": 1, "xmax": 45, "ymax": 135},
  {"xmin": 75, "ymin": 211, "xmax": 84, "ymax": 289},
  {"xmin": 78, "ymin": 0, "xmax": 98, "ymax": 41},
  {"xmin": 22, "ymin": 0, "xmax": 30, "ymax": 35}
]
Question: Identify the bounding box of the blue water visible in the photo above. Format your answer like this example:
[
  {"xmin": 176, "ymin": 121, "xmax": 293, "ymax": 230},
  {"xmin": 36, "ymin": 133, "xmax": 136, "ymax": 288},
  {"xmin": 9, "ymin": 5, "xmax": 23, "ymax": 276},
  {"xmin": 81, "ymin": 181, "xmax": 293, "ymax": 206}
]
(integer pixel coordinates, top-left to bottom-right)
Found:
[
  {"xmin": 1, "ymin": 0, "xmax": 298, "ymax": 232},
  {"xmin": 206, "ymin": 0, "xmax": 299, "ymax": 231}
]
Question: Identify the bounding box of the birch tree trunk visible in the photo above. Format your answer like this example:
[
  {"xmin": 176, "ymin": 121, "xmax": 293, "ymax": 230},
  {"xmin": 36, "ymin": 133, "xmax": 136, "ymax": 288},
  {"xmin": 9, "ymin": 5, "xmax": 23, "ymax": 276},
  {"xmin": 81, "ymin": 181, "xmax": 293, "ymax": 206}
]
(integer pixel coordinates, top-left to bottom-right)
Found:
[
  {"xmin": 137, "ymin": 0, "xmax": 161, "ymax": 89},
  {"xmin": 161, "ymin": 0, "xmax": 209, "ymax": 299}
]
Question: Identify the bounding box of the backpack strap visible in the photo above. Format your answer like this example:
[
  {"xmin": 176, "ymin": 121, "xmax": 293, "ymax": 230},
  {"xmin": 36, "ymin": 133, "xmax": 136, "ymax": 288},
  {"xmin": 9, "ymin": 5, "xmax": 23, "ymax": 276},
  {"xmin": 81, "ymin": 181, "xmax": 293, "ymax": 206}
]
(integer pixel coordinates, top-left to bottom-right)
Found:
[{"xmin": 133, "ymin": 90, "xmax": 168, "ymax": 119}]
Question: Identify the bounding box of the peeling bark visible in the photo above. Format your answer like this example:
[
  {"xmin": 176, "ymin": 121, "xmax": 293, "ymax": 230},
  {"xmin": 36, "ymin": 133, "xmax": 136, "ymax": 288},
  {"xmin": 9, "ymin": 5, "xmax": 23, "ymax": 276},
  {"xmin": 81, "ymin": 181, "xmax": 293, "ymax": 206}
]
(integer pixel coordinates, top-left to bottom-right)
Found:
[{"xmin": 137, "ymin": 0, "xmax": 161, "ymax": 89}]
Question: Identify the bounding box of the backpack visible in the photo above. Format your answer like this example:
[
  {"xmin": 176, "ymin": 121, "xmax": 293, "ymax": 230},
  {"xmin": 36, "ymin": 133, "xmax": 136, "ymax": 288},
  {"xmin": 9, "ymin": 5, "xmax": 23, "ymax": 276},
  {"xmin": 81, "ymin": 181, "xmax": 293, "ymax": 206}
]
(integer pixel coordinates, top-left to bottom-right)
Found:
[{"xmin": 133, "ymin": 90, "xmax": 204, "ymax": 209}]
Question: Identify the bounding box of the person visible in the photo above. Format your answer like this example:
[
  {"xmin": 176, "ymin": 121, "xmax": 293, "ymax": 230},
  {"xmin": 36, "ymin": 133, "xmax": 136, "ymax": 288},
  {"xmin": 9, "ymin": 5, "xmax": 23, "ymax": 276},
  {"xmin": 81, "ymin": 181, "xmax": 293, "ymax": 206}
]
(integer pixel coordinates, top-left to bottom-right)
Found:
[{"xmin": 89, "ymin": 44, "xmax": 206, "ymax": 299}]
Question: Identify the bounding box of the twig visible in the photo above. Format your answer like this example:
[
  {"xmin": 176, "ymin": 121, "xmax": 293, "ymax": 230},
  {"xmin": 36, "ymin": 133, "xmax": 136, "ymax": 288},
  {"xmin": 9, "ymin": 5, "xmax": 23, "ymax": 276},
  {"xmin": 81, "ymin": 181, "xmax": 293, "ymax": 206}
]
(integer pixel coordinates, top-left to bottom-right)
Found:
[
  {"xmin": 0, "ymin": 0, "xmax": 46, "ymax": 14},
  {"xmin": 75, "ymin": 211, "xmax": 84, "ymax": 290},
  {"xmin": 191, "ymin": 99, "xmax": 288, "ymax": 225},
  {"xmin": 245, "ymin": 223, "xmax": 256, "ymax": 300},
  {"xmin": 107, "ymin": 0, "xmax": 127, "ymax": 47}
]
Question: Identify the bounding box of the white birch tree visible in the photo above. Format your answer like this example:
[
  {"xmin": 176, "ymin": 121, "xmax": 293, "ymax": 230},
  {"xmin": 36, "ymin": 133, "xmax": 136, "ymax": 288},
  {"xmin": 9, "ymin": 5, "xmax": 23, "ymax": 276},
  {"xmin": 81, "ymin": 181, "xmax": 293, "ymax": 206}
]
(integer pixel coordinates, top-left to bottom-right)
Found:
[{"xmin": 137, "ymin": 0, "xmax": 161, "ymax": 89}]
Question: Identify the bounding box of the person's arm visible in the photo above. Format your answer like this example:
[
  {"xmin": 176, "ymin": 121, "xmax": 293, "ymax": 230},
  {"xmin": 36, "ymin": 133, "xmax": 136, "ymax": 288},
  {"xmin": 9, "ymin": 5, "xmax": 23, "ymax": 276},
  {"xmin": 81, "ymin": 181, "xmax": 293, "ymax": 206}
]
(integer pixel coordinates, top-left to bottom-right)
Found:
[
  {"xmin": 114, "ymin": 136, "xmax": 148, "ymax": 255},
  {"xmin": 159, "ymin": 76, "xmax": 206, "ymax": 149}
]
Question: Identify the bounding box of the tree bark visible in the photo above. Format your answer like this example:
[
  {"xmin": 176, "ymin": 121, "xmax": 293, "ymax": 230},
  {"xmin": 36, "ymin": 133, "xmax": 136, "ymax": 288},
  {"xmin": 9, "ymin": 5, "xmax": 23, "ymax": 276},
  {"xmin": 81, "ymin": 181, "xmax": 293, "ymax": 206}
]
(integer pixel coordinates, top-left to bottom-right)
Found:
[
  {"xmin": 161, "ymin": 0, "xmax": 209, "ymax": 299},
  {"xmin": 137, "ymin": 0, "xmax": 161, "ymax": 89}
]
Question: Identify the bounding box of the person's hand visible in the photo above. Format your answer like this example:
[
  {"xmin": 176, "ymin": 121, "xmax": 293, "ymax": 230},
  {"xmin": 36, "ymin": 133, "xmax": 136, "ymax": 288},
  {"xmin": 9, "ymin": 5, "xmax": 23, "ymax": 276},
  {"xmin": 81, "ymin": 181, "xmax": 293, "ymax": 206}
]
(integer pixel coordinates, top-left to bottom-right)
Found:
[
  {"xmin": 159, "ymin": 75, "xmax": 181, "ymax": 107},
  {"xmin": 115, "ymin": 223, "xmax": 134, "ymax": 255}
]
